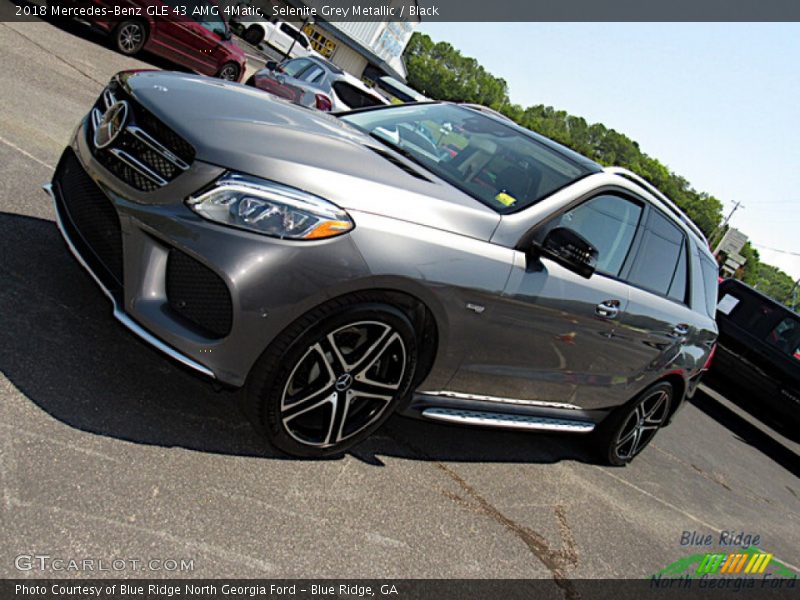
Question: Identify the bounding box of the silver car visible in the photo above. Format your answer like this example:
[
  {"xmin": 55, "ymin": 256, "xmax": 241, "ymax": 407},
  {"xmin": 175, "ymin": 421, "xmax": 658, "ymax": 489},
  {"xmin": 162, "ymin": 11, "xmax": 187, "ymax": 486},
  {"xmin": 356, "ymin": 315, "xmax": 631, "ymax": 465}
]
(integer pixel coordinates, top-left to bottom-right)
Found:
[{"xmin": 47, "ymin": 71, "xmax": 718, "ymax": 464}]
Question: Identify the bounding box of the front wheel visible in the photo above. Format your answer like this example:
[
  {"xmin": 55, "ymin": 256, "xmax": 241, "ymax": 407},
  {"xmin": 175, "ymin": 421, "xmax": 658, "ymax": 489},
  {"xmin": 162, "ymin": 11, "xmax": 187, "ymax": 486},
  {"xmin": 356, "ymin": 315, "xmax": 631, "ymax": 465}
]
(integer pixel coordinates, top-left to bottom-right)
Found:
[
  {"xmin": 217, "ymin": 62, "xmax": 240, "ymax": 81},
  {"xmin": 113, "ymin": 20, "xmax": 147, "ymax": 56},
  {"xmin": 243, "ymin": 297, "xmax": 418, "ymax": 457},
  {"xmin": 594, "ymin": 381, "xmax": 673, "ymax": 466},
  {"xmin": 243, "ymin": 25, "xmax": 265, "ymax": 46}
]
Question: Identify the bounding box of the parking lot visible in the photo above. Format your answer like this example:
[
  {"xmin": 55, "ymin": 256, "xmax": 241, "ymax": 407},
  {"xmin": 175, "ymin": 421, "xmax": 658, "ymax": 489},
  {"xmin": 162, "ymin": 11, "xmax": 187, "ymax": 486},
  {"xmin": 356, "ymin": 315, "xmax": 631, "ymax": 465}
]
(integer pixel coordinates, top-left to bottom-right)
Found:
[{"xmin": 0, "ymin": 15, "xmax": 798, "ymax": 585}]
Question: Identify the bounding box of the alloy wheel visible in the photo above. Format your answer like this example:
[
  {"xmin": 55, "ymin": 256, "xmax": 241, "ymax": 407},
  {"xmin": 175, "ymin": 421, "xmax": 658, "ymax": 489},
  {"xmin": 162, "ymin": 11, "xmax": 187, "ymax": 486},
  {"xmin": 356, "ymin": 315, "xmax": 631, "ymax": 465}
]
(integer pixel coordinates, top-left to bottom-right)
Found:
[
  {"xmin": 118, "ymin": 24, "xmax": 143, "ymax": 54},
  {"xmin": 218, "ymin": 64, "xmax": 239, "ymax": 81},
  {"xmin": 280, "ymin": 321, "xmax": 407, "ymax": 448},
  {"xmin": 613, "ymin": 389, "xmax": 670, "ymax": 461}
]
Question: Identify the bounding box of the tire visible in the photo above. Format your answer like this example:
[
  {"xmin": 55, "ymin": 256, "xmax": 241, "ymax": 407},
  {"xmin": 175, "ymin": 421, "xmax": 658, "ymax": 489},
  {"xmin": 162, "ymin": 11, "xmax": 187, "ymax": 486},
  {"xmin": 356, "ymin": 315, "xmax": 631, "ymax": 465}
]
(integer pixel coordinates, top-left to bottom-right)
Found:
[
  {"xmin": 243, "ymin": 294, "xmax": 418, "ymax": 458},
  {"xmin": 243, "ymin": 25, "xmax": 264, "ymax": 46},
  {"xmin": 217, "ymin": 62, "xmax": 240, "ymax": 81},
  {"xmin": 113, "ymin": 20, "xmax": 147, "ymax": 56},
  {"xmin": 245, "ymin": 75, "xmax": 256, "ymax": 87},
  {"xmin": 594, "ymin": 381, "xmax": 673, "ymax": 466}
]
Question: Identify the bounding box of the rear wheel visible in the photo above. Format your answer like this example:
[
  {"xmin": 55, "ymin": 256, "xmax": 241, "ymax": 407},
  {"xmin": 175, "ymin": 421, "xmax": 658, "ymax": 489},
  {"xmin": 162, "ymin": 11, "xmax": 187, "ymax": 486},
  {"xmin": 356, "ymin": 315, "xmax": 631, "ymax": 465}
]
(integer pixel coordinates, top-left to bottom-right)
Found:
[
  {"xmin": 594, "ymin": 382, "xmax": 673, "ymax": 466},
  {"xmin": 217, "ymin": 62, "xmax": 240, "ymax": 81},
  {"xmin": 113, "ymin": 20, "xmax": 147, "ymax": 56},
  {"xmin": 243, "ymin": 296, "xmax": 418, "ymax": 457},
  {"xmin": 243, "ymin": 25, "xmax": 265, "ymax": 46}
]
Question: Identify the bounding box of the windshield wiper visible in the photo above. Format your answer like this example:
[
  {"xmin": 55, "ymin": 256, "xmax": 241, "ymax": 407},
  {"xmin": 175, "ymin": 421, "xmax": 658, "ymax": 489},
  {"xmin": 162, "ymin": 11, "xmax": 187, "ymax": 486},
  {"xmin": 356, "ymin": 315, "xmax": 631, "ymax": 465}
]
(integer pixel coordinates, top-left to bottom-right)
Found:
[{"xmin": 366, "ymin": 132, "xmax": 436, "ymax": 175}]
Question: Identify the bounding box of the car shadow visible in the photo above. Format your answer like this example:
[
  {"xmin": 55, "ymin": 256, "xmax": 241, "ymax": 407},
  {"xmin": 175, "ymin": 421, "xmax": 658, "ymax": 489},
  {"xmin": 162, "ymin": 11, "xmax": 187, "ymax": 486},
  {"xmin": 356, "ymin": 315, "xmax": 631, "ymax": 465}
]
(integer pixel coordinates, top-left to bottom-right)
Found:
[
  {"xmin": 689, "ymin": 388, "xmax": 800, "ymax": 478},
  {"xmin": 0, "ymin": 211, "xmax": 593, "ymax": 466}
]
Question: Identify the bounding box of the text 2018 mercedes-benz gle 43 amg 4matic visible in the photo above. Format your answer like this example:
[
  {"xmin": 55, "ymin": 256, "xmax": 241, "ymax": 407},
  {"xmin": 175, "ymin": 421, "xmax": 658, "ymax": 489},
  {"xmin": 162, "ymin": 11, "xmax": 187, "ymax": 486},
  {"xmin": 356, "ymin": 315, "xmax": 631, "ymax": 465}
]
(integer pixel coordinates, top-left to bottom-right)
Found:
[{"xmin": 47, "ymin": 71, "xmax": 719, "ymax": 464}]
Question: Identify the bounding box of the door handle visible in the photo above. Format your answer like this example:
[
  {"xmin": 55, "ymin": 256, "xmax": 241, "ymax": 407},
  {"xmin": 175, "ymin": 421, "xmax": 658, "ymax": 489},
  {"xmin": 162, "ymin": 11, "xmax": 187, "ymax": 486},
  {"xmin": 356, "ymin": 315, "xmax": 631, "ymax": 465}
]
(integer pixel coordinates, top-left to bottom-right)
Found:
[
  {"xmin": 671, "ymin": 324, "xmax": 690, "ymax": 337},
  {"xmin": 595, "ymin": 300, "xmax": 621, "ymax": 319}
]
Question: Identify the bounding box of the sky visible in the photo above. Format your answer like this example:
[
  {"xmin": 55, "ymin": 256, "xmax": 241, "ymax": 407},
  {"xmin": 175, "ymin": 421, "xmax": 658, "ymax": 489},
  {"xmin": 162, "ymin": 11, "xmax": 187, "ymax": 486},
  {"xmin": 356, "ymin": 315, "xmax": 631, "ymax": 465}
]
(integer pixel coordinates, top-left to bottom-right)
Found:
[{"xmin": 417, "ymin": 22, "xmax": 800, "ymax": 280}]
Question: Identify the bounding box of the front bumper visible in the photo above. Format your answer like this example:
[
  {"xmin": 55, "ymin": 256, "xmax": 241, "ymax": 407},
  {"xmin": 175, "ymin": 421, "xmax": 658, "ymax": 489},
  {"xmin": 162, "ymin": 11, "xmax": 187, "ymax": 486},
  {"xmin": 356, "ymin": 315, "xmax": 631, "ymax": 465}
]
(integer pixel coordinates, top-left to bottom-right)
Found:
[{"xmin": 47, "ymin": 118, "xmax": 370, "ymax": 386}]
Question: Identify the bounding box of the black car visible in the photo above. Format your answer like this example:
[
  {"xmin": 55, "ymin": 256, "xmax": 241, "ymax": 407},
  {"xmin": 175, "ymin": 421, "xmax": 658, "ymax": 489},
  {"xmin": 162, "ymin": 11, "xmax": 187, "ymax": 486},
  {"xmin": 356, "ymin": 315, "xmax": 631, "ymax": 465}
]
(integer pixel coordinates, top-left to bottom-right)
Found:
[{"xmin": 707, "ymin": 278, "xmax": 800, "ymax": 438}]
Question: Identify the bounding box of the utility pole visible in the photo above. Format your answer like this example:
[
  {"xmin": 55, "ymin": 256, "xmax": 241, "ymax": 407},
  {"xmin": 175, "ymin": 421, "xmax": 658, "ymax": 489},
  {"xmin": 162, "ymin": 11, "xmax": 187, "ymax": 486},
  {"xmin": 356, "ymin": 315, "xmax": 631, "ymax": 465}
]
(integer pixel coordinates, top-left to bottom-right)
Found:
[{"xmin": 710, "ymin": 200, "xmax": 745, "ymax": 249}]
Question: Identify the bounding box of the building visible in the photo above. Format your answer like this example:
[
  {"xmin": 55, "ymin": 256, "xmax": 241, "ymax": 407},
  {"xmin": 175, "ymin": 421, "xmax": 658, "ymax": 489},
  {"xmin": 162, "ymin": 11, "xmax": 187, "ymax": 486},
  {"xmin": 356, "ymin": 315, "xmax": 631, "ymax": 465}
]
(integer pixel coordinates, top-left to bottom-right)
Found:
[{"xmin": 249, "ymin": 0, "xmax": 420, "ymax": 81}]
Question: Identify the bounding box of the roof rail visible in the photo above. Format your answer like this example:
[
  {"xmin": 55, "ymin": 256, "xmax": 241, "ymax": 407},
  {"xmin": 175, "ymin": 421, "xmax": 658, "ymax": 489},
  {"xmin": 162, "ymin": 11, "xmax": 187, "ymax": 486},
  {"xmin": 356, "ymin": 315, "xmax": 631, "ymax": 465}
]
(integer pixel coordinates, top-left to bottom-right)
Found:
[{"xmin": 605, "ymin": 166, "xmax": 707, "ymax": 243}]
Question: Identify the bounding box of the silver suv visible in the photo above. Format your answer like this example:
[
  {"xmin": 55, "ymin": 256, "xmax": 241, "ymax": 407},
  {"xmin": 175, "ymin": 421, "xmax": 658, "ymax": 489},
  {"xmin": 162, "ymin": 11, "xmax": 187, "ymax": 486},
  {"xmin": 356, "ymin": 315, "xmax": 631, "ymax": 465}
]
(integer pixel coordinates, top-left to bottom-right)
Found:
[{"xmin": 47, "ymin": 71, "xmax": 718, "ymax": 464}]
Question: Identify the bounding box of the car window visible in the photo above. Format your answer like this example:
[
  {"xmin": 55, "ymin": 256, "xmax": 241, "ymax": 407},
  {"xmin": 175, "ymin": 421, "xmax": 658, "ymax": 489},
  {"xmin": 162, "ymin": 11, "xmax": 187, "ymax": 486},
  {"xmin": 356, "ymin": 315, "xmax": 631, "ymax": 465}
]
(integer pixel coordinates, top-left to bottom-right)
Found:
[
  {"xmin": 668, "ymin": 242, "xmax": 688, "ymax": 302},
  {"xmin": 280, "ymin": 23, "xmax": 306, "ymax": 46},
  {"xmin": 545, "ymin": 194, "xmax": 642, "ymax": 276},
  {"xmin": 301, "ymin": 65, "xmax": 325, "ymax": 84},
  {"xmin": 281, "ymin": 58, "xmax": 313, "ymax": 78},
  {"xmin": 194, "ymin": 3, "xmax": 227, "ymax": 37},
  {"xmin": 333, "ymin": 82, "xmax": 385, "ymax": 109},
  {"xmin": 766, "ymin": 317, "xmax": 800, "ymax": 359},
  {"xmin": 627, "ymin": 209, "xmax": 687, "ymax": 299},
  {"xmin": 698, "ymin": 254, "xmax": 720, "ymax": 316}
]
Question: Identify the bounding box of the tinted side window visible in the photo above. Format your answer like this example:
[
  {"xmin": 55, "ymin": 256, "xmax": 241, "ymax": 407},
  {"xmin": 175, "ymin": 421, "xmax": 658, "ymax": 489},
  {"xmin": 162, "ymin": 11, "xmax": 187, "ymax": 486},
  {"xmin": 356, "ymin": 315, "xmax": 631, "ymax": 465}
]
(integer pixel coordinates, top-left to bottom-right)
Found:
[
  {"xmin": 548, "ymin": 194, "xmax": 641, "ymax": 276},
  {"xmin": 627, "ymin": 210, "xmax": 686, "ymax": 298},
  {"xmin": 280, "ymin": 24, "xmax": 307, "ymax": 46},
  {"xmin": 668, "ymin": 242, "xmax": 688, "ymax": 302},
  {"xmin": 332, "ymin": 82, "xmax": 385, "ymax": 109},
  {"xmin": 766, "ymin": 317, "xmax": 800, "ymax": 359},
  {"xmin": 698, "ymin": 255, "xmax": 720, "ymax": 316}
]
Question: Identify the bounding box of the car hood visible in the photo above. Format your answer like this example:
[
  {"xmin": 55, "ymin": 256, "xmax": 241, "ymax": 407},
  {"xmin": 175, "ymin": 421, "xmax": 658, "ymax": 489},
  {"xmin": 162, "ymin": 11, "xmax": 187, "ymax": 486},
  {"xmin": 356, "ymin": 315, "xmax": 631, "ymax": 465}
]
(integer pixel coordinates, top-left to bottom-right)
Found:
[{"xmin": 118, "ymin": 71, "xmax": 500, "ymax": 240}]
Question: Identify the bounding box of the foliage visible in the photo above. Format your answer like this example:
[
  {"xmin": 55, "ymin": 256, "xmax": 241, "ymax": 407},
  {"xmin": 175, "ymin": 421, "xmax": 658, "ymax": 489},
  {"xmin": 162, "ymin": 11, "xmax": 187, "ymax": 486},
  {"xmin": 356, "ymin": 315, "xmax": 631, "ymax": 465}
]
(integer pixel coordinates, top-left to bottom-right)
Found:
[{"xmin": 403, "ymin": 32, "xmax": 795, "ymax": 308}]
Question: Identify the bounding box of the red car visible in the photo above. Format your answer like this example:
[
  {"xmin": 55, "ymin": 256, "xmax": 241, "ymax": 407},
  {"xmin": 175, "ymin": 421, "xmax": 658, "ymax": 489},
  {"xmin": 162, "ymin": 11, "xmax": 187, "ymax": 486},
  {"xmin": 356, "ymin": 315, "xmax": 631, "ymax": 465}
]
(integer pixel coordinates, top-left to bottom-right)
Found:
[{"xmin": 65, "ymin": 0, "xmax": 246, "ymax": 81}]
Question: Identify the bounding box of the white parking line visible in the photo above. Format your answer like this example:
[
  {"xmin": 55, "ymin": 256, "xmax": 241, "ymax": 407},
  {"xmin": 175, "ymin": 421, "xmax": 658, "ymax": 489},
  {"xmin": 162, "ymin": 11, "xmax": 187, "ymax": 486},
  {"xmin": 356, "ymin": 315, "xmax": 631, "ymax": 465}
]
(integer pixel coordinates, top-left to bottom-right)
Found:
[
  {"xmin": 595, "ymin": 466, "xmax": 800, "ymax": 572},
  {"xmin": 0, "ymin": 134, "xmax": 54, "ymax": 170}
]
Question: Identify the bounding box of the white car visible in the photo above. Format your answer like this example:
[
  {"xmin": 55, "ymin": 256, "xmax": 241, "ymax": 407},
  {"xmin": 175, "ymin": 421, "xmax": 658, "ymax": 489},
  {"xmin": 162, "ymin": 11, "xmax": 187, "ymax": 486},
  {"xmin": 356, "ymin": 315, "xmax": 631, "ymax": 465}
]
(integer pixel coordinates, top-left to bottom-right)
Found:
[{"xmin": 237, "ymin": 17, "xmax": 316, "ymax": 59}]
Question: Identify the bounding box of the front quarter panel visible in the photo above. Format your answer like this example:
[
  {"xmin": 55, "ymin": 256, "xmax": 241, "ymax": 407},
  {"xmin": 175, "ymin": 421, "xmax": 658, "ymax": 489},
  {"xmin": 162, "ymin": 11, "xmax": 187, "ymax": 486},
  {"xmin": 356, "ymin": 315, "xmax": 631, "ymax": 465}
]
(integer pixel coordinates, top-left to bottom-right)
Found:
[{"xmin": 347, "ymin": 211, "xmax": 516, "ymax": 390}]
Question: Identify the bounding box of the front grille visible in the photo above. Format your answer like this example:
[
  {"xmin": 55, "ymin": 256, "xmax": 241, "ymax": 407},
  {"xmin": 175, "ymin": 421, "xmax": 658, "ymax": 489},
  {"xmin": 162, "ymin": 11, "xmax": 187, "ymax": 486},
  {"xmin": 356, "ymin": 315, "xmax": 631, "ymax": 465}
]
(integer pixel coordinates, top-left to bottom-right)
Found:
[
  {"xmin": 89, "ymin": 83, "xmax": 195, "ymax": 192},
  {"xmin": 166, "ymin": 249, "xmax": 233, "ymax": 339},
  {"xmin": 54, "ymin": 148, "xmax": 124, "ymax": 286}
]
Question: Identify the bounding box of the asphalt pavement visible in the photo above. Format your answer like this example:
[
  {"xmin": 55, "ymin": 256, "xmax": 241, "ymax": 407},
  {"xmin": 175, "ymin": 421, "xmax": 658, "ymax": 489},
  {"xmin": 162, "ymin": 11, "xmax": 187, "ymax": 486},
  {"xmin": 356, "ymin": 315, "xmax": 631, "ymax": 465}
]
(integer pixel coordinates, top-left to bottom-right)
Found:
[{"xmin": 0, "ymin": 15, "xmax": 798, "ymax": 585}]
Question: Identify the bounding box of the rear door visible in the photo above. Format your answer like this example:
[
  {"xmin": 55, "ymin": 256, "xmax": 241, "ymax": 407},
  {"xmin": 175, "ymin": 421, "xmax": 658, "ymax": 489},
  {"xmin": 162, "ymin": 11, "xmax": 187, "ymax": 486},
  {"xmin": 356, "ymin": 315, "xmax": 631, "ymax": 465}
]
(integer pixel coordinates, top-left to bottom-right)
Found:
[{"xmin": 615, "ymin": 208, "xmax": 715, "ymax": 390}]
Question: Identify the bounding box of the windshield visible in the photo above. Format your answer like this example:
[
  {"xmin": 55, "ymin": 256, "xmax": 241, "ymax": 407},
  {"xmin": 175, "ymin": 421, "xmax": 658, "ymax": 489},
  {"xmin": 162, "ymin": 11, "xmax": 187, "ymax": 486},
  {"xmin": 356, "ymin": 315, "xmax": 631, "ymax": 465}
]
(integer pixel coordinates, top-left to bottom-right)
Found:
[{"xmin": 339, "ymin": 104, "xmax": 594, "ymax": 213}]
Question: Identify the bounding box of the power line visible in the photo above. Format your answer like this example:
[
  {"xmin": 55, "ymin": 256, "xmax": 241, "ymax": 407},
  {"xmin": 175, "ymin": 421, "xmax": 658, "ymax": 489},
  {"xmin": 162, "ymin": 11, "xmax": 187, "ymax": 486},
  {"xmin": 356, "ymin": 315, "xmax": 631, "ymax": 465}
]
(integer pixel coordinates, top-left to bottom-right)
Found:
[{"xmin": 751, "ymin": 243, "xmax": 800, "ymax": 257}]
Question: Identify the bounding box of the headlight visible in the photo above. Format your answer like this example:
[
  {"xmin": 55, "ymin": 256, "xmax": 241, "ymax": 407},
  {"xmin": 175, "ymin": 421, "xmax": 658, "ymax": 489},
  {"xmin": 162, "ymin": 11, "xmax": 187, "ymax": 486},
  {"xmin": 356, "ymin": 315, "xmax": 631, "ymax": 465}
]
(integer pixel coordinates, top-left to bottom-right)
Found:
[{"xmin": 187, "ymin": 174, "xmax": 353, "ymax": 240}]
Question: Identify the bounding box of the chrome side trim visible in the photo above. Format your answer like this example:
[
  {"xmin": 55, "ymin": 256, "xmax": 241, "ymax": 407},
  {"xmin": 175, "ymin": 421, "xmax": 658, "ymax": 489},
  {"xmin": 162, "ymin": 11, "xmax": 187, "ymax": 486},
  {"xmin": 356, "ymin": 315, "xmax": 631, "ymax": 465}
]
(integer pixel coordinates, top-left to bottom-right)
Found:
[
  {"xmin": 419, "ymin": 390, "xmax": 581, "ymax": 410},
  {"xmin": 126, "ymin": 125, "xmax": 190, "ymax": 170},
  {"xmin": 421, "ymin": 408, "xmax": 595, "ymax": 433},
  {"xmin": 44, "ymin": 183, "xmax": 216, "ymax": 380},
  {"xmin": 108, "ymin": 148, "xmax": 169, "ymax": 186}
]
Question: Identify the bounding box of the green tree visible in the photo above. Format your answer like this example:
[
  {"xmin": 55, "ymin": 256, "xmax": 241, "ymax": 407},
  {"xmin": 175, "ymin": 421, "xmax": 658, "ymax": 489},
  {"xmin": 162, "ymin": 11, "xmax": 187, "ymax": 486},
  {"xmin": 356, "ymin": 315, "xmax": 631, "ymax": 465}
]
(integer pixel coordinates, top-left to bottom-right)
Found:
[{"xmin": 404, "ymin": 33, "xmax": 509, "ymax": 107}]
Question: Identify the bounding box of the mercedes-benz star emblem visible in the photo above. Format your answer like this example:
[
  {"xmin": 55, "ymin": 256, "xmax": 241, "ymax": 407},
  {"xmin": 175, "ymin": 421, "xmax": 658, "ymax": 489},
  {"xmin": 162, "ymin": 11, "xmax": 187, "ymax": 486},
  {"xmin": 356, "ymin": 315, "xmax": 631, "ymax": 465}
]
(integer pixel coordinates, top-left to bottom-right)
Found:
[
  {"xmin": 93, "ymin": 100, "xmax": 129, "ymax": 149},
  {"xmin": 334, "ymin": 373, "xmax": 353, "ymax": 392}
]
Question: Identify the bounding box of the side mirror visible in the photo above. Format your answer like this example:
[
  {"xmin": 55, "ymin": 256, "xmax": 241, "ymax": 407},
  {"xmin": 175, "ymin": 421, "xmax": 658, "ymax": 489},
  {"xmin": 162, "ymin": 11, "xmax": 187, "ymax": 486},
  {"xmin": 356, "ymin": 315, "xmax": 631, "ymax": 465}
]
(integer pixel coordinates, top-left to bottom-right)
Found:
[
  {"xmin": 265, "ymin": 60, "xmax": 279, "ymax": 71},
  {"xmin": 533, "ymin": 227, "xmax": 598, "ymax": 279}
]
